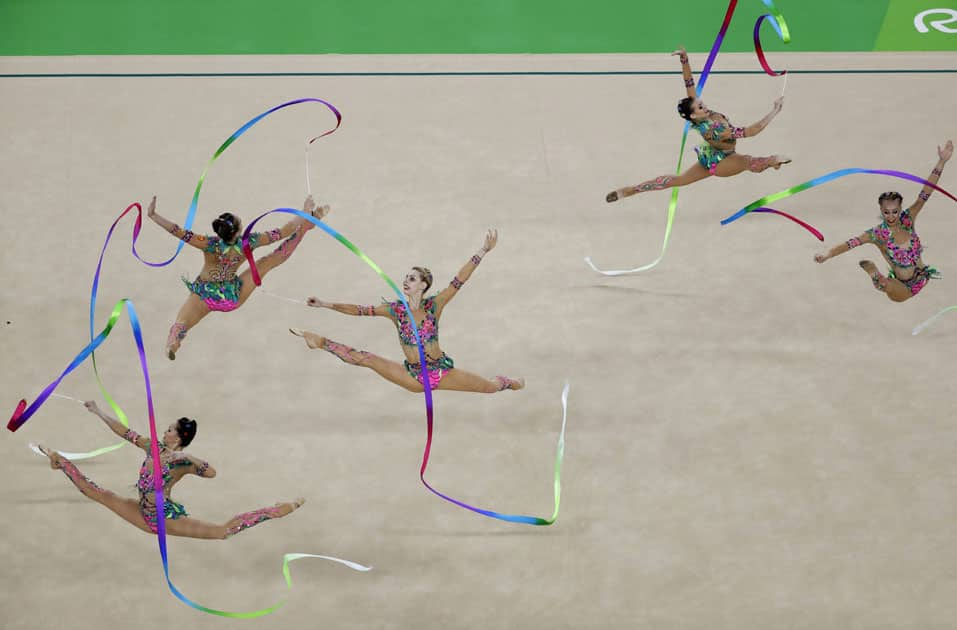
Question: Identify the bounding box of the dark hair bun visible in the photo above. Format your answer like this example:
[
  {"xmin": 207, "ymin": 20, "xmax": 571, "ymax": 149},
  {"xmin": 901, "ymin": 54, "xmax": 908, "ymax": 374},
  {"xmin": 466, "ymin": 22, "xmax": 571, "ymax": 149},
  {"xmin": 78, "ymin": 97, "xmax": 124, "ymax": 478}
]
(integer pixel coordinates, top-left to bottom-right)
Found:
[
  {"xmin": 212, "ymin": 213, "xmax": 239, "ymax": 241},
  {"xmin": 176, "ymin": 417, "xmax": 198, "ymax": 447},
  {"xmin": 677, "ymin": 97, "xmax": 695, "ymax": 122}
]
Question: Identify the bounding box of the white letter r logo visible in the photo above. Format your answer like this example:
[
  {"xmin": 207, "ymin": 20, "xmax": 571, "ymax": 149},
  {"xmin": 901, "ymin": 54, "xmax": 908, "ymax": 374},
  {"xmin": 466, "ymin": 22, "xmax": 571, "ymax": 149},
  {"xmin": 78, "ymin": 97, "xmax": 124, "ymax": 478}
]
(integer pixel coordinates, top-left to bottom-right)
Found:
[{"xmin": 914, "ymin": 8, "xmax": 957, "ymax": 33}]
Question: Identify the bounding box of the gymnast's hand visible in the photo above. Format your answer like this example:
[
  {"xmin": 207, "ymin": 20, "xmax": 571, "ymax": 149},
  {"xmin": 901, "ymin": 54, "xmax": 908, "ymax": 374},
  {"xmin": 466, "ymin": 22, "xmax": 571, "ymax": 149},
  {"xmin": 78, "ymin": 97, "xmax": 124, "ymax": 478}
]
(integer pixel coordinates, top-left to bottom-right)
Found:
[
  {"xmin": 482, "ymin": 228, "xmax": 498, "ymax": 253},
  {"xmin": 772, "ymin": 97, "xmax": 784, "ymax": 114},
  {"xmin": 306, "ymin": 296, "xmax": 330, "ymax": 308},
  {"xmin": 671, "ymin": 46, "xmax": 687, "ymax": 58},
  {"xmin": 147, "ymin": 196, "xmax": 156, "ymax": 218},
  {"xmin": 940, "ymin": 140, "xmax": 953, "ymax": 162},
  {"xmin": 303, "ymin": 194, "xmax": 316, "ymax": 214},
  {"xmin": 84, "ymin": 400, "xmax": 100, "ymax": 413},
  {"xmin": 814, "ymin": 252, "xmax": 829, "ymax": 264}
]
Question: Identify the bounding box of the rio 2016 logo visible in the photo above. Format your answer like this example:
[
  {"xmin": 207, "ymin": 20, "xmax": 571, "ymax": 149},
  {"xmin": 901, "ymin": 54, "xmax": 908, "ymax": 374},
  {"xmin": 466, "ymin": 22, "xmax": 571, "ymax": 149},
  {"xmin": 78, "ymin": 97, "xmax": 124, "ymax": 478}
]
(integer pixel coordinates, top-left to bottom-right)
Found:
[{"xmin": 914, "ymin": 8, "xmax": 957, "ymax": 33}]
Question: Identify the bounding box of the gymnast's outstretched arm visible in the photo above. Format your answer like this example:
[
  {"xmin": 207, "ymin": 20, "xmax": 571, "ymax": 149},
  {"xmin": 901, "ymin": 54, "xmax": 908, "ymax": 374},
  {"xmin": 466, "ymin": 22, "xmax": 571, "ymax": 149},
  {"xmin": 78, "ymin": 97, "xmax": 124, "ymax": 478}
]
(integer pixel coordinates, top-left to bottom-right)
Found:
[
  {"xmin": 672, "ymin": 46, "xmax": 696, "ymax": 99},
  {"xmin": 306, "ymin": 297, "xmax": 392, "ymax": 317},
  {"xmin": 909, "ymin": 140, "xmax": 952, "ymax": 221},
  {"xmin": 169, "ymin": 452, "xmax": 217, "ymax": 478},
  {"xmin": 742, "ymin": 98, "xmax": 784, "ymax": 138},
  {"xmin": 146, "ymin": 196, "xmax": 209, "ymax": 249},
  {"xmin": 815, "ymin": 231, "xmax": 875, "ymax": 264},
  {"xmin": 84, "ymin": 400, "xmax": 149, "ymax": 450},
  {"xmin": 434, "ymin": 229, "xmax": 497, "ymax": 313}
]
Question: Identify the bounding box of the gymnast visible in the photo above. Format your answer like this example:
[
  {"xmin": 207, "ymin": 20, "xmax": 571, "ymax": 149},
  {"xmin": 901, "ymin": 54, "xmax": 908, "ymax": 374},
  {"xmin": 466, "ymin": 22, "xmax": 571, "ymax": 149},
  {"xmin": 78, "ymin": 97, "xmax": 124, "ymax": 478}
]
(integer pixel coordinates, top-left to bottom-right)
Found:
[
  {"xmin": 147, "ymin": 194, "xmax": 327, "ymax": 359},
  {"xmin": 814, "ymin": 140, "xmax": 953, "ymax": 302},
  {"xmin": 291, "ymin": 229, "xmax": 525, "ymax": 394},
  {"xmin": 35, "ymin": 400, "xmax": 304, "ymax": 539},
  {"xmin": 606, "ymin": 45, "xmax": 790, "ymax": 203}
]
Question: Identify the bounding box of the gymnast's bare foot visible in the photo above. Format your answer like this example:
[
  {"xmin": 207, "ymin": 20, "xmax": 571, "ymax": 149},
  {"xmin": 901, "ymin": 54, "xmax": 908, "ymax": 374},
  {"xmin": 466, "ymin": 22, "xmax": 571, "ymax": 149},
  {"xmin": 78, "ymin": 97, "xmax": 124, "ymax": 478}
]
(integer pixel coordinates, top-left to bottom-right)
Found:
[
  {"xmin": 496, "ymin": 376, "xmax": 526, "ymax": 391},
  {"xmin": 273, "ymin": 497, "xmax": 306, "ymax": 517},
  {"xmin": 290, "ymin": 328, "xmax": 326, "ymax": 350},
  {"xmin": 606, "ymin": 187, "xmax": 635, "ymax": 203},
  {"xmin": 772, "ymin": 155, "xmax": 792, "ymax": 169},
  {"xmin": 166, "ymin": 323, "xmax": 187, "ymax": 361}
]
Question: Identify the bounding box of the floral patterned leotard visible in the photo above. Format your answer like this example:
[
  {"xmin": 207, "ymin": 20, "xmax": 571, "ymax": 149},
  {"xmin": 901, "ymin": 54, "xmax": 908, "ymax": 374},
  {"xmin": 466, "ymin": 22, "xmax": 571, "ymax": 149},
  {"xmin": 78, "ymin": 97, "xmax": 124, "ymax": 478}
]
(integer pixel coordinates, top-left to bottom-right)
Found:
[
  {"xmin": 181, "ymin": 231, "xmax": 282, "ymax": 311},
  {"xmin": 866, "ymin": 209, "xmax": 939, "ymax": 295},
  {"xmin": 692, "ymin": 112, "xmax": 745, "ymax": 173},
  {"xmin": 387, "ymin": 297, "xmax": 454, "ymax": 387},
  {"xmin": 122, "ymin": 428, "xmax": 208, "ymax": 533}
]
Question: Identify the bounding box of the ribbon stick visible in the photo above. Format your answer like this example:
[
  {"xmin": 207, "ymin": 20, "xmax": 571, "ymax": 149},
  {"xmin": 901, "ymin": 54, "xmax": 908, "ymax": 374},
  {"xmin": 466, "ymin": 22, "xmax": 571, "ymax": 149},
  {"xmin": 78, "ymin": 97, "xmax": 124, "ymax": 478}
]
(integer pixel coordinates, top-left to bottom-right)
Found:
[
  {"xmin": 242, "ymin": 209, "xmax": 570, "ymax": 525},
  {"xmin": 305, "ymin": 146, "xmax": 313, "ymax": 195},
  {"xmin": 10, "ymin": 298, "xmax": 369, "ymax": 616},
  {"xmin": 585, "ymin": 0, "xmax": 791, "ymax": 276},
  {"xmin": 305, "ymin": 118, "xmax": 340, "ymax": 195},
  {"xmin": 720, "ymin": 168, "xmax": 957, "ymax": 228},
  {"xmin": 586, "ymin": 0, "xmax": 791, "ymax": 275},
  {"xmin": 260, "ymin": 289, "xmax": 307, "ymax": 305}
]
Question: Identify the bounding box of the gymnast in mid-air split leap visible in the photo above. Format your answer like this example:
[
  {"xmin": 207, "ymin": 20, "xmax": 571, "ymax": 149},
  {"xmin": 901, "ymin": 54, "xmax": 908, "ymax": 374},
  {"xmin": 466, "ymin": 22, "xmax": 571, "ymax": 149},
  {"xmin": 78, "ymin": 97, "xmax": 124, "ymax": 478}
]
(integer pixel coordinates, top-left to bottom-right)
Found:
[
  {"xmin": 606, "ymin": 45, "xmax": 790, "ymax": 203},
  {"xmin": 35, "ymin": 400, "xmax": 304, "ymax": 539},
  {"xmin": 814, "ymin": 140, "xmax": 953, "ymax": 302},
  {"xmin": 147, "ymin": 194, "xmax": 328, "ymax": 359},
  {"xmin": 291, "ymin": 229, "xmax": 525, "ymax": 394}
]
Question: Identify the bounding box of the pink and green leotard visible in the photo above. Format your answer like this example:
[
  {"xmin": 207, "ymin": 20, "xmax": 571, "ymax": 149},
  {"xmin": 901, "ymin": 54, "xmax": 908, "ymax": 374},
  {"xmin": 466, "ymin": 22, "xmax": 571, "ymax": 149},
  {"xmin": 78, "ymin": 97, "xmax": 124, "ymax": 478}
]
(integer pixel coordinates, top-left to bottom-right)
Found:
[
  {"xmin": 181, "ymin": 230, "xmax": 281, "ymax": 311},
  {"xmin": 388, "ymin": 297, "xmax": 455, "ymax": 388},
  {"xmin": 865, "ymin": 209, "xmax": 940, "ymax": 295},
  {"xmin": 692, "ymin": 113, "xmax": 745, "ymax": 174}
]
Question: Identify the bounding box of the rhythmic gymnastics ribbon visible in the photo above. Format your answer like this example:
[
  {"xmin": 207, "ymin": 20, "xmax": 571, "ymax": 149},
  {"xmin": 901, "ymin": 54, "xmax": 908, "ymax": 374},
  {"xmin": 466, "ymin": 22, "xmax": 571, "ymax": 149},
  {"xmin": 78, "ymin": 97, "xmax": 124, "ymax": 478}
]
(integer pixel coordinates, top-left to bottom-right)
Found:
[
  {"xmin": 22, "ymin": 394, "xmax": 124, "ymax": 460},
  {"xmin": 8, "ymin": 298, "xmax": 370, "ymax": 616},
  {"xmin": 720, "ymin": 168, "xmax": 957, "ymax": 227},
  {"xmin": 913, "ymin": 305, "xmax": 957, "ymax": 335},
  {"xmin": 241, "ymin": 209, "xmax": 570, "ymax": 525},
  {"xmin": 7, "ymin": 299, "xmax": 128, "ymax": 433},
  {"xmin": 586, "ymin": 0, "xmax": 791, "ymax": 275},
  {"xmin": 68, "ymin": 99, "xmax": 341, "ymax": 460}
]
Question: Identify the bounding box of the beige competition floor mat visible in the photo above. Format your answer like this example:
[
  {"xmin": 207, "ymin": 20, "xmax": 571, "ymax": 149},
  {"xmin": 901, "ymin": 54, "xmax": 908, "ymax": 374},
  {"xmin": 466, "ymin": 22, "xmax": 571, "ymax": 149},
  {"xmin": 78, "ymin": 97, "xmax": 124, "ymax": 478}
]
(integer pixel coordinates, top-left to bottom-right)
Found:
[{"xmin": 1, "ymin": 52, "xmax": 956, "ymax": 629}]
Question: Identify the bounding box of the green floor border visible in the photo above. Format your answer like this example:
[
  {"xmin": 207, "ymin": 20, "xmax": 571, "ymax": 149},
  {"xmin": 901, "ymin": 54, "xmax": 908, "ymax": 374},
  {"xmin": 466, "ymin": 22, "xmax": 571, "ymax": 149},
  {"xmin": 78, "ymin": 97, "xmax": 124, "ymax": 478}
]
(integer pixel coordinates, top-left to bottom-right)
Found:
[{"xmin": 0, "ymin": 0, "xmax": 902, "ymax": 55}]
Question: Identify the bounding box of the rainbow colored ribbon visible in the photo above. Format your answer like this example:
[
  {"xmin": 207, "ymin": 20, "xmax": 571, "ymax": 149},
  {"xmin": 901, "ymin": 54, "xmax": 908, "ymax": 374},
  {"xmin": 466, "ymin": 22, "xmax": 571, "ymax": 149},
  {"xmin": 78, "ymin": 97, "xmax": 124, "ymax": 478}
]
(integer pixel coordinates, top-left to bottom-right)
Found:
[
  {"xmin": 241, "ymin": 209, "xmax": 570, "ymax": 525},
  {"xmin": 720, "ymin": 168, "xmax": 957, "ymax": 228},
  {"xmin": 8, "ymin": 298, "xmax": 371, "ymax": 616},
  {"xmin": 752, "ymin": 208, "xmax": 824, "ymax": 240},
  {"xmin": 68, "ymin": 99, "xmax": 341, "ymax": 459},
  {"xmin": 7, "ymin": 300, "xmax": 128, "ymax": 432},
  {"xmin": 7, "ymin": 98, "xmax": 360, "ymax": 616},
  {"xmin": 586, "ymin": 0, "xmax": 790, "ymax": 275}
]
